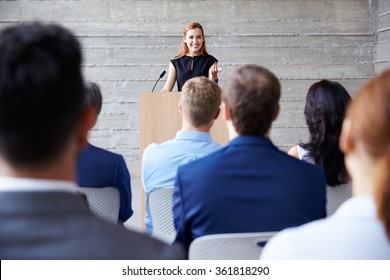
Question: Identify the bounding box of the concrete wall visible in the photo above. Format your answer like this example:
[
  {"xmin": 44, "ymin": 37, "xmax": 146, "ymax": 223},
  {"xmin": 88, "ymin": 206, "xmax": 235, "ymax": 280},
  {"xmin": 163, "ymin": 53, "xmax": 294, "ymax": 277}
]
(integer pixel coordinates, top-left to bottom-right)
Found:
[
  {"xmin": 0, "ymin": 0, "xmax": 376, "ymax": 230},
  {"xmin": 376, "ymin": 0, "xmax": 390, "ymax": 73}
]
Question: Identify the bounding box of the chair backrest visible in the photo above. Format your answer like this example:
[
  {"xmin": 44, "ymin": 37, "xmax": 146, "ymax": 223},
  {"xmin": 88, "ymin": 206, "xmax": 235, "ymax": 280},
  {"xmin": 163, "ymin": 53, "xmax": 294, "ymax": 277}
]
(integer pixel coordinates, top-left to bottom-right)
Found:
[
  {"xmin": 189, "ymin": 232, "xmax": 277, "ymax": 260},
  {"xmin": 326, "ymin": 183, "xmax": 352, "ymax": 216},
  {"xmin": 79, "ymin": 187, "xmax": 120, "ymax": 224},
  {"xmin": 149, "ymin": 186, "xmax": 176, "ymax": 243}
]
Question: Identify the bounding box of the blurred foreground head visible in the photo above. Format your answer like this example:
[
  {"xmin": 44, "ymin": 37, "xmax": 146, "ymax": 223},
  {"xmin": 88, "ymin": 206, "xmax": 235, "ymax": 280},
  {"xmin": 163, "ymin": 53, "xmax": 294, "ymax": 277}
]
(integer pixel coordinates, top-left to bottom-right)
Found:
[
  {"xmin": 0, "ymin": 22, "xmax": 84, "ymax": 170},
  {"xmin": 342, "ymin": 70, "xmax": 390, "ymax": 238}
]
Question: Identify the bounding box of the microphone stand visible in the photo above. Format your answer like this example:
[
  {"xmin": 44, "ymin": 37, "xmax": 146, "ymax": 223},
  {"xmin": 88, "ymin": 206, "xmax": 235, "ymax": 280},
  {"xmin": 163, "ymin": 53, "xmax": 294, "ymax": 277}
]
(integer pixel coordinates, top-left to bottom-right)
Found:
[{"xmin": 152, "ymin": 70, "xmax": 166, "ymax": 92}]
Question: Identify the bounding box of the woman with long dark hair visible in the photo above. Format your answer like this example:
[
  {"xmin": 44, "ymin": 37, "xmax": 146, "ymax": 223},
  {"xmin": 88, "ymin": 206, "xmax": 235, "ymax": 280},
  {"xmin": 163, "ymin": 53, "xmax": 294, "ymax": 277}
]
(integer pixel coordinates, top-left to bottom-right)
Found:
[
  {"xmin": 262, "ymin": 71, "xmax": 390, "ymax": 259},
  {"xmin": 288, "ymin": 80, "xmax": 352, "ymax": 215}
]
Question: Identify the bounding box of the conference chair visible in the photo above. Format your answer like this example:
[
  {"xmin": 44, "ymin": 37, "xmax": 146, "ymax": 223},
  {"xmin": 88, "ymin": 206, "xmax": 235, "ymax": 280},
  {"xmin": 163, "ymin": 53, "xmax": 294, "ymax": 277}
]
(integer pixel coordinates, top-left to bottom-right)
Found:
[
  {"xmin": 189, "ymin": 232, "xmax": 277, "ymax": 260},
  {"xmin": 149, "ymin": 186, "xmax": 176, "ymax": 243},
  {"xmin": 79, "ymin": 187, "xmax": 120, "ymax": 224},
  {"xmin": 326, "ymin": 183, "xmax": 352, "ymax": 216}
]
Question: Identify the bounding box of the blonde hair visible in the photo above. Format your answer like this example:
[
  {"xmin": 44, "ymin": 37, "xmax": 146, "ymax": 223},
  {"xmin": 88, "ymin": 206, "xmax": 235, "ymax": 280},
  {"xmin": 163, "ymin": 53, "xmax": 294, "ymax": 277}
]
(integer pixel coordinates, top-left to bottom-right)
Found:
[
  {"xmin": 347, "ymin": 70, "xmax": 390, "ymax": 238},
  {"xmin": 181, "ymin": 76, "xmax": 221, "ymax": 127},
  {"xmin": 174, "ymin": 21, "xmax": 209, "ymax": 58}
]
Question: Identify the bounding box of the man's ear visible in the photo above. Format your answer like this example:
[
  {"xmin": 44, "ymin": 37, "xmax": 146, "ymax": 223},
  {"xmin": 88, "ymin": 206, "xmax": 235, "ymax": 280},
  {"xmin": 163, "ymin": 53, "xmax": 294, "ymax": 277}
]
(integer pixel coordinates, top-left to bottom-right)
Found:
[
  {"xmin": 273, "ymin": 103, "xmax": 280, "ymax": 121},
  {"xmin": 178, "ymin": 101, "xmax": 183, "ymax": 115},
  {"xmin": 213, "ymin": 107, "xmax": 221, "ymax": 120},
  {"xmin": 222, "ymin": 102, "xmax": 231, "ymax": 121},
  {"xmin": 76, "ymin": 107, "xmax": 95, "ymax": 149},
  {"xmin": 340, "ymin": 118, "xmax": 354, "ymax": 154}
]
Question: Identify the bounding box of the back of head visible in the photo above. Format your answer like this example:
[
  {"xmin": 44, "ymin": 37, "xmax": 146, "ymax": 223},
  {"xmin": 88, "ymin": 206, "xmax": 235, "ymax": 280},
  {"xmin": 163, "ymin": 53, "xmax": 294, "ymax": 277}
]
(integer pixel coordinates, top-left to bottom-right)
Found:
[
  {"xmin": 180, "ymin": 76, "xmax": 221, "ymax": 127},
  {"xmin": 223, "ymin": 64, "xmax": 281, "ymax": 135},
  {"xmin": 346, "ymin": 70, "xmax": 390, "ymax": 239},
  {"xmin": 84, "ymin": 81, "xmax": 102, "ymax": 114},
  {"xmin": 0, "ymin": 22, "xmax": 84, "ymax": 169},
  {"xmin": 302, "ymin": 80, "xmax": 351, "ymax": 186}
]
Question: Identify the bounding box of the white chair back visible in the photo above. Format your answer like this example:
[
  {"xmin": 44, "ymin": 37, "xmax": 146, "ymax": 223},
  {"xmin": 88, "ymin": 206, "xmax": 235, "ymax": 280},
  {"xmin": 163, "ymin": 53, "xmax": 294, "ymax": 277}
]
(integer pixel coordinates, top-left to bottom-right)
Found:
[
  {"xmin": 327, "ymin": 183, "xmax": 352, "ymax": 216},
  {"xmin": 79, "ymin": 187, "xmax": 120, "ymax": 223},
  {"xmin": 149, "ymin": 186, "xmax": 176, "ymax": 243},
  {"xmin": 189, "ymin": 232, "xmax": 277, "ymax": 260}
]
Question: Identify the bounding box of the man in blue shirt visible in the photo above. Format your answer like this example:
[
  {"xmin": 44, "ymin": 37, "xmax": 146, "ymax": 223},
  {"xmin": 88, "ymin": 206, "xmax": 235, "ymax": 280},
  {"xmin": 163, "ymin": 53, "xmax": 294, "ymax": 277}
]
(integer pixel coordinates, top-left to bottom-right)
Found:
[{"xmin": 142, "ymin": 76, "xmax": 222, "ymax": 235}]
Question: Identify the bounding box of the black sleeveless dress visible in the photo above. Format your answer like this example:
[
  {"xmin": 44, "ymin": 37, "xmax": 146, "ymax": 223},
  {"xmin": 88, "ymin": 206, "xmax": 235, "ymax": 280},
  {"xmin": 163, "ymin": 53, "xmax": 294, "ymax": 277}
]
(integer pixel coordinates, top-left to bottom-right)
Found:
[{"xmin": 171, "ymin": 54, "xmax": 218, "ymax": 91}]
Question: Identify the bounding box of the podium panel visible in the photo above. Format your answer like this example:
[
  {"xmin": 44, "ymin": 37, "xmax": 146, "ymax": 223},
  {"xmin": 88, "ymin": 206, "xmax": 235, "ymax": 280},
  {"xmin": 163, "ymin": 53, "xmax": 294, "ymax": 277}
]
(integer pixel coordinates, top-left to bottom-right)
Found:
[
  {"xmin": 140, "ymin": 92, "xmax": 228, "ymax": 152},
  {"xmin": 140, "ymin": 92, "xmax": 229, "ymax": 230}
]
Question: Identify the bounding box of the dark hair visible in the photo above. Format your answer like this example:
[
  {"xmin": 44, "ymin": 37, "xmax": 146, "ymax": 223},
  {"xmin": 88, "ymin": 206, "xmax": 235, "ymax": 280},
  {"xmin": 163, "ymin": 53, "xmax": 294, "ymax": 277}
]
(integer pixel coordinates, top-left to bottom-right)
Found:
[
  {"xmin": 0, "ymin": 22, "xmax": 84, "ymax": 168},
  {"xmin": 301, "ymin": 80, "xmax": 351, "ymax": 186},
  {"xmin": 84, "ymin": 81, "xmax": 102, "ymax": 114},
  {"xmin": 223, "ymin": 65, "xmax": 280, "ymax": 135},
  {"xmin": 346, "ymin": 70, "xmax": 390, "ymax": 239}
]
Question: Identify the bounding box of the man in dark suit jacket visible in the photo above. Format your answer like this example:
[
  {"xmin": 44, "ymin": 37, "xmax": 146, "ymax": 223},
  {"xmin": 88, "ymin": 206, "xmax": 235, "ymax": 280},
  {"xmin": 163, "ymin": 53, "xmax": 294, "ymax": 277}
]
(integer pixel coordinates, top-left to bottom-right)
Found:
[
  {"xmin": 173, "ymin": 65, "xmax": 327, "ymax": 250},
  {"xmin": 77, "ymin": 82, "xmax": 133, "ymax": 223},
  {"xmin": 0, "ymin": 22, "xmax": 184, "ymax": 260}
]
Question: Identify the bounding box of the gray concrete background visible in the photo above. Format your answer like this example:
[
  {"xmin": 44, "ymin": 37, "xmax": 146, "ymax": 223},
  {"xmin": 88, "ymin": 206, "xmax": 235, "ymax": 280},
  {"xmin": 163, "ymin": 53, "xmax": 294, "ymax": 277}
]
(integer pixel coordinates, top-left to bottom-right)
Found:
[{"xmin": 0, "ymin": 0, "xmax": 386, "ymax": 231}]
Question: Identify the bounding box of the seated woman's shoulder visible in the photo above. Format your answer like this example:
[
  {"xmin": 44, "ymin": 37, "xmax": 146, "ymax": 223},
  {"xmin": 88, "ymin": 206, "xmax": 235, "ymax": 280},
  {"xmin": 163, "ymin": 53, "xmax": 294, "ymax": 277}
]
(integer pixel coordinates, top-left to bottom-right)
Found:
[{"xmin": 288, "ymin": 145, "xmax": 299, "ymax": 158}]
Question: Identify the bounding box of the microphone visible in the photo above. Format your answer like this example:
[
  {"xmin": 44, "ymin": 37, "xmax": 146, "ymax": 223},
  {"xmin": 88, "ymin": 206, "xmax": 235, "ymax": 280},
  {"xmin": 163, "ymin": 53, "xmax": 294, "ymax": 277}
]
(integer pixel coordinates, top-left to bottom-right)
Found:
[{"xmin": 152, "ymin": 70, "xmax": 166, "ymax": 92}]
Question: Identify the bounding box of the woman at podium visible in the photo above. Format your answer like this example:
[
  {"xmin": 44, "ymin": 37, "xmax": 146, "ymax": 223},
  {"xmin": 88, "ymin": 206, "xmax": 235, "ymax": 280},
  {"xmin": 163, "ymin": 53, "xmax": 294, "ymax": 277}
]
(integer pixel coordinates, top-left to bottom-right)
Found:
[{"xmin": 161, "ymin": 21, "xmax": 221, "ymax": 92}]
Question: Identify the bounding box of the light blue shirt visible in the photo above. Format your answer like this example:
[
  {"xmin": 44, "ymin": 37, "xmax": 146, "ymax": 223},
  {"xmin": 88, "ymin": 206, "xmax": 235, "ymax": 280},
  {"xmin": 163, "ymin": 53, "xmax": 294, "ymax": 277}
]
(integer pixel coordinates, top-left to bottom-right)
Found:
[
  {"xmin": 261, "ymin": 195, "xmax": 390, "ymax": 259},
  {"xmin": 142, "ymin": 130, "xmax": 222, "ymax": 235}
]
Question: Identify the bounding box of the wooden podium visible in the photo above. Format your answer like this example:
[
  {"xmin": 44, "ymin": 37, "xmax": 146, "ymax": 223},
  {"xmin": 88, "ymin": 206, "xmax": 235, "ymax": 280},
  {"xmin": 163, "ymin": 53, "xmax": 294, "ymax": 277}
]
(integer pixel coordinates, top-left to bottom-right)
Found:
[
  {"xmin": 140, "ymin": 92, "xmax": 229, "ymax": 152},
  {"xmin": 140, "ymin": 92, "xmax": 229, "ymax": 229}
]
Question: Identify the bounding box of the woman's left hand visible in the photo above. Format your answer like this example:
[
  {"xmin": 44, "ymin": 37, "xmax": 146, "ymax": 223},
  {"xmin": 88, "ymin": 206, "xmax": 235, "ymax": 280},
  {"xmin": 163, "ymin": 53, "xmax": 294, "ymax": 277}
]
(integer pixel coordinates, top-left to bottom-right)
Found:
[{"xmin": 209, "ymin": 63, "xmax": 221, "ymax": 81}]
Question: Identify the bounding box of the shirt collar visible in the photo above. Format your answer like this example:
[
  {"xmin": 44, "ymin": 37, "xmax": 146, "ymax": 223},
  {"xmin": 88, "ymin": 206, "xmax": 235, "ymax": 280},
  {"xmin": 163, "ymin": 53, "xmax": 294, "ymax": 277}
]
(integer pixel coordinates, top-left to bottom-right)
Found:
[
  {"xmin": 0, "ymin": 176, "xmax": 79, "ymax": 193},
  {"xmin": 175, "ymin": 130, "xmax": 213, "ymax": 142},
  {"xmin": 229, "ymin": 135, "xmax": 274, "ymax": 147}
]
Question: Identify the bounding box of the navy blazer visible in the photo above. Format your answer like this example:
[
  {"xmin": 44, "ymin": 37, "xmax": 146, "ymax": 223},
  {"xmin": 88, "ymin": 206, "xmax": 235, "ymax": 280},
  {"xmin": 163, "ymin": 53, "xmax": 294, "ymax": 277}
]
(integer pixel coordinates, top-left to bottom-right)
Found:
[
  {"xmin": 77, "ymin": 143, "xmax": 133, "ymax": 222},
  {"xmin": 173, "ymin": 135, "xmax": 326, "ymax": 250}
]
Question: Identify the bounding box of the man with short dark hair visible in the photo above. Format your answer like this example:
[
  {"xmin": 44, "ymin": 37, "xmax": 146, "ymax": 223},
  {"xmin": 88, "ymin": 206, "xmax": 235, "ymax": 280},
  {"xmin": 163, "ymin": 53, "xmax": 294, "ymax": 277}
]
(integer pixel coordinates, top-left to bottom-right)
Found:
[
  {"xmin": 0, "ymin": 22, "xmax": 183, "ymax": 259},
  {"xmin": 173, "ymin": 65, "xmax": 327, "ymax": 250}
]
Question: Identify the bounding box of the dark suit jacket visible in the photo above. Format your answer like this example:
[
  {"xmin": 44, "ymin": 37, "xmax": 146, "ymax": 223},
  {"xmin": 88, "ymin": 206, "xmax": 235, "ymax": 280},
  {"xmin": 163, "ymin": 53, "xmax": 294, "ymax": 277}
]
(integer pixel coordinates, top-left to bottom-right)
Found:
[
  {"xmin": 77, "ymin": 143, "xmax": 133, "ymax": 222},
  {"xmin": 174, "ymin": 135, "xmax": 327, "ymax": 250},
  {"xmin": 0, "ymin": 191, "xmax": 184, "ymax": 259}
]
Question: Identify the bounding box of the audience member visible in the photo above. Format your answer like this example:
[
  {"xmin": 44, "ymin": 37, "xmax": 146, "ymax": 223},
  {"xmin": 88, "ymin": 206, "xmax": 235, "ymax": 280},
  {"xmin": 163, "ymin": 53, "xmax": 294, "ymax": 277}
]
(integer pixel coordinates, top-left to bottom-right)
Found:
[
  {"xmin": 261, "ymin": 70, "xmax": 390, "ymax": 259},
  {"xmin": 142, "ymin": 76, "xmax": 222, "ymax": 235},
  {"xmin": 0, "ymin": 22, "xmax": 184, "ymax": 259},
  {"xmin": 173, "ymin": 65, "xmax": 327, "ymax": 251},
  {"xmin": 288, "ymin": 80, "xmax": 352, "ymax": 215},
  {"xmin": 161, "ymin": 21, "xmax": 220, "ymax": 92},
  {"xmin": 77, "ymin": 81, "xmax": 133, "ymax": 223}
]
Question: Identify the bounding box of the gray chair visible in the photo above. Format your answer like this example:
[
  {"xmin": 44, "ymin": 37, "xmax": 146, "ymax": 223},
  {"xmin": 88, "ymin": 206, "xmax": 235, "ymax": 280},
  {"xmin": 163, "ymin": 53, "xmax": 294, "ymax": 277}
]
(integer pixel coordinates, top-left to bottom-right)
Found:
[
  {"xmin": 189, "ymin": 232, "xmax": 277, "ymax": 260},
  {"xmin": 149, "ymin": 186, "xmax": 176, "ymax": 243},
  {"xmin": 79, "ymin": 187, "xmax": 120, "ymax": 223},
  {"xmin": 326, "ymin": 183, "xmax": 352, "ymax": 216}
]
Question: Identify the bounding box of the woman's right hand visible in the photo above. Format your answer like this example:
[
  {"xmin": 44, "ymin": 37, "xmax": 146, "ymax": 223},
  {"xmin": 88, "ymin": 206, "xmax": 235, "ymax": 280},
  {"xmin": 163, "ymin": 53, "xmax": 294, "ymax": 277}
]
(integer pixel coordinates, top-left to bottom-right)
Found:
[{"xmin": 209, "ymin": 62, "xmax": 222, "ymax": 82}]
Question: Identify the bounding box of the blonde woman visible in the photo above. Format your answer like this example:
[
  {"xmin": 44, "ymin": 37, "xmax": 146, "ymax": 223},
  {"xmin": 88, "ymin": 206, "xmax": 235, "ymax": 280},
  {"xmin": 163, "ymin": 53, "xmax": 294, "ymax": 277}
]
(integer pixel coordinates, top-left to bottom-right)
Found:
[{"xmin": 161, "ymin": 21, "xmax": 220, "ymax": 92}]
